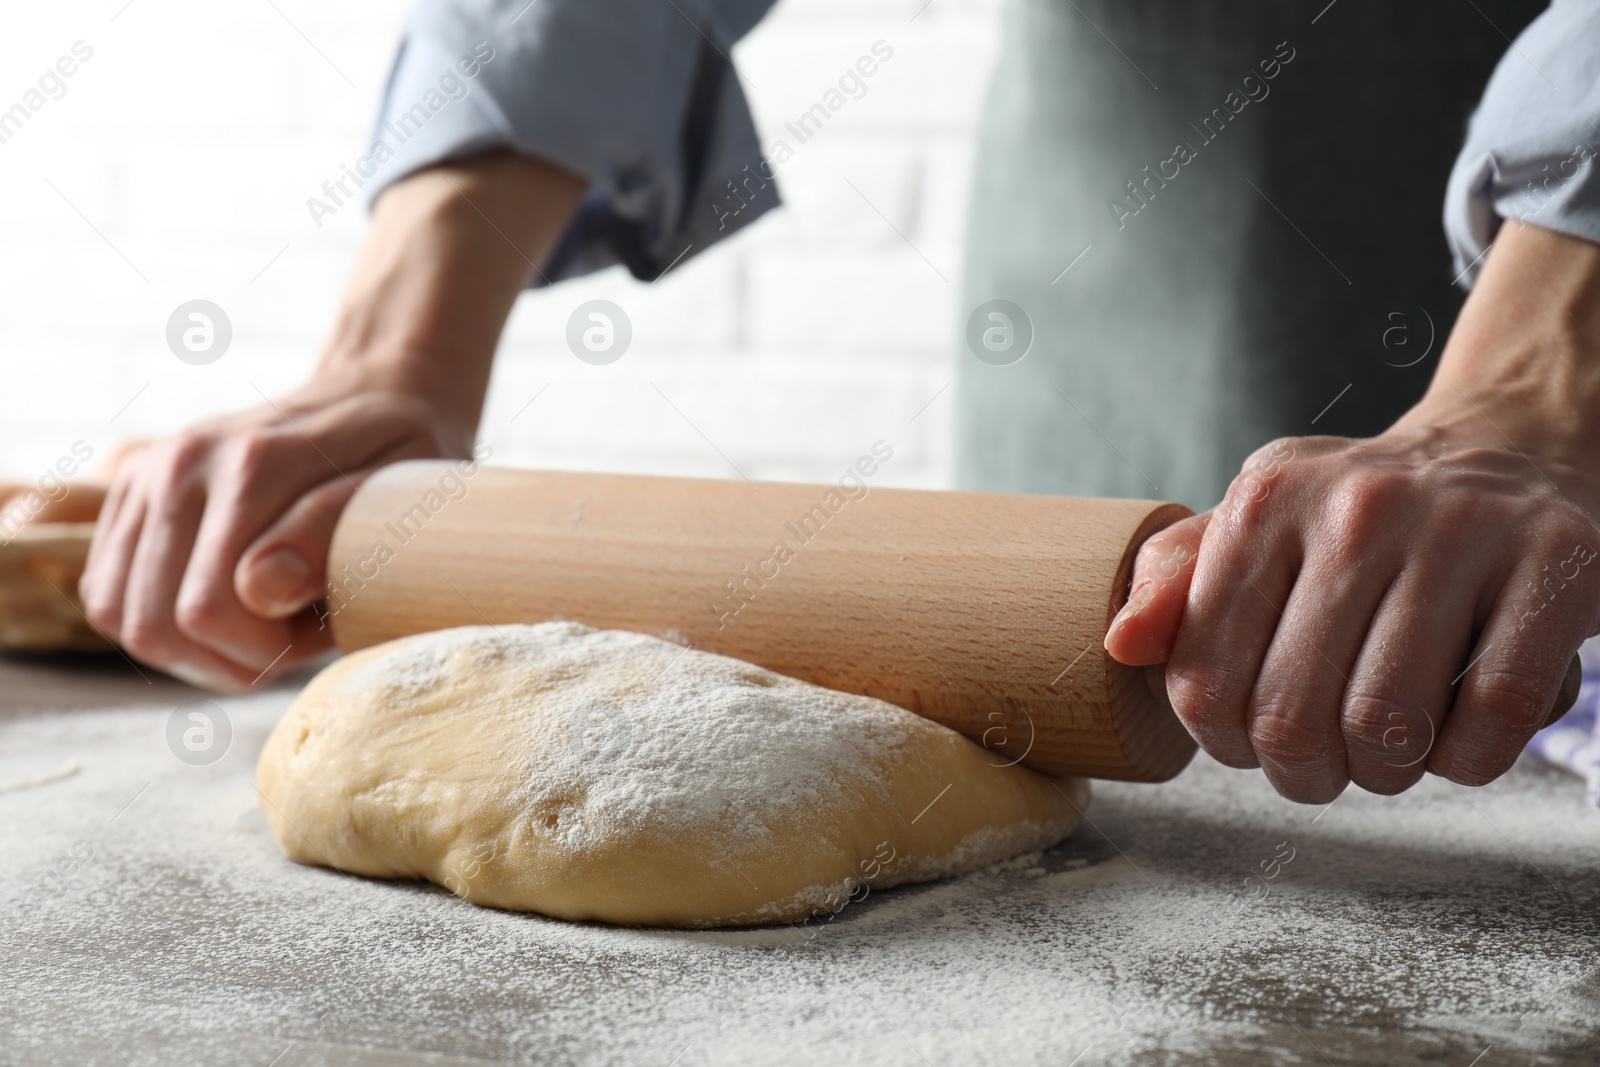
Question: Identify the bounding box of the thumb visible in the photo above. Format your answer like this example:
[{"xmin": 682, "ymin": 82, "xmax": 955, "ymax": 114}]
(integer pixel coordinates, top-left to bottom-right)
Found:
[
  {"xmin": 1104, "ymin": 511, "xmax": 1211, "ymax": 666},
  {"xmin": 234, "ymin": 474, "xmax": 362, "ymax": 620}
]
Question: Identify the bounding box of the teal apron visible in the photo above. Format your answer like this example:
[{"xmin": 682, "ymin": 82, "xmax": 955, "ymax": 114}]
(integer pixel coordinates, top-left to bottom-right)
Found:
[{"xmin": 958, "ymin": 0, "xmax": 1546, "ymax": 510}]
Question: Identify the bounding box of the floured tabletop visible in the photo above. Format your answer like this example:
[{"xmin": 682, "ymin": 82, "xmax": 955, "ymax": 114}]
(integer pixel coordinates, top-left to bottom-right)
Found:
[{"xmin": 2, "ymin": 653, "xmax": 1597, "ymax": 1066}]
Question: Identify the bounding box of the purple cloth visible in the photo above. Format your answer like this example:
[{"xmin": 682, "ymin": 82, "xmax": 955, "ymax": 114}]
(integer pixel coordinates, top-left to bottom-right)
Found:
[{"xmin": 1527, "ymin": 636, "xmax": 1600, "ymax": 810}]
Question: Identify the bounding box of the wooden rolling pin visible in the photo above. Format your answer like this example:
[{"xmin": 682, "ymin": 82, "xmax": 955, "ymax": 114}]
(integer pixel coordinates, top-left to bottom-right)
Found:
[{"xmin": 326, "ymin": 461, "xmax": 1198, "ymax": 782}]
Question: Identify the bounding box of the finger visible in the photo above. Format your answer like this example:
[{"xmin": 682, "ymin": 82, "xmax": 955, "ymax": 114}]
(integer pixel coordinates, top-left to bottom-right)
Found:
[
  {"xmin": 118, "ymin": 452, "xmax": 255, "ymax": 687},
  {"xmin": 1430, "ymin": 543, "xmax": 1600, "ymax": 786},
  {"xmin": 1165, "ymin": 498, "xmax": 1302, "ymax": 769},
  {"xmin": 1105, "ymin": 512, "xmax": 1210, "ymax": 666},
  {"xmin": 170, "ymin": 438, "xmax": 352, "ymax": 667},
  {"xmin": 235, "ymin": 474, "xmax": 363, "ymax": 619},
  {"xmin": 1246, "ymin": 547, "xmax": 1400, "ymax": 804},
  {"xmin": 79, "ymin": 461, "xmax": 150, "ymax": 640},
  {"xmin": 182, "ymin": 397, "xmax": 434, "ymax": 585},
  {"xmin": 183, "ymin": 394, "xmax": 440, "ymax": 613},
  {"xmin": 177, "ymin": 418, "xmax": 443, "ymax": 672},
  {"xmin": 1339, "ymin": 565, "xmax": 1477, "ymax": 796},
  {"xmin": 166, "ymin": 395, "xmax": 447, "ymax": 682},
  {"xmin": 179, "ymin": 448, "xmax": 431, "ymax": 668}
]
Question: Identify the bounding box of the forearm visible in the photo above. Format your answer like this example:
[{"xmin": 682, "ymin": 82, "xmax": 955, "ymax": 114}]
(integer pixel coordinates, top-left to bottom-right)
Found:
[
  {"xmin": 1443, "ymin": 0, "xmax": 1600, "ymax": 287},
  {"xmin": 1112, "ymin": 219, "xmax": 1600, "ymax": 800},
  {"xmin": 315, "ymin": 150, "xmax": 586, "ymax": 443},
  {"xmin": 1395, "ymin": 222, "xmax": 1600, "ymax": 472}
]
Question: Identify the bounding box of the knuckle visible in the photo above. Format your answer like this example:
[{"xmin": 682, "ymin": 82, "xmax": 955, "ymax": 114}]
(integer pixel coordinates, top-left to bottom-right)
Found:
[
  {"xmin": 1274, "ymin": 775, "xmax": 1346, "ymax": 806},
  {"xmin": 1465, "ymin": 667, "xmax": 1552, "ymax": 734},
  {"xmin": 1322, "ymin": 470, "xmax": 1403, "ymax": 551},
  {"xmin": 174, "ymin": 593, "xmax": 226, "ymax": 642},
  {"xmin": 227, "ymin": 430, "xmax": 277, "ymax": 473},
  {"xmin": 1542, "ymin": 502, "xmax": 1595, "ymax": 547},
  {"xmin": 1244, "ymin": 436, "xmax": 1298, "ymax": 472},
  {"xmin": 1333, "ymin": 467, "xmax": 1402, "ymax": 513},
  {"xmin": 1136, "ymin": 531, "xmax": 1197, "ymax": 586},
  {"xmin": 120, "ymin": 616, "xmax": 177, "ymax": 664},
  {"xmin": 219, "ymin": 430, "xmax": 288, "ymax": 491},
  {"xmin": 1167, "ymin": 661, "xmax": 1252, "ymax": 723},
  {"xmin": 1221, "ymin": 439, "xmax": 1300, "ymax": 518},
  {"xmin": 1220, "ymin": 477, "xmax": 1276, "ymax": 532},
  {"xmin": 1248, "ymin": 698, "xmax": 1336, "ymax": 775},
  {"xmin": 1165, "ymin": 661, "xmax": 1257, "ymax": 764},
  {"xmin": 156, "ymin": 432, "xmax": 214, "ymax": 485},
  {"xmin": 1341, "ymin": 691, "xmax": 1434, "ymax": 763},
  {"xmin": 1428, "ymin": 747, "xmax": 1504, "ymax": 788},
  {"xmin": 82, "ymin": 591, "xmax": 120, "ymax": 637},
  {"xmin": 1348, "ymin": 763, "xmax": 1425, "ymax": 797}
]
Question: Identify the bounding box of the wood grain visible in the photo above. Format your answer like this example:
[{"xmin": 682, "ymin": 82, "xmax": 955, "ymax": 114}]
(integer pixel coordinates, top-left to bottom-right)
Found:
[
  {"xmin": 327, "ymin": 462, "xmax": 1199, "ymax": 781},
  {"xmin": 0, "ymin": 522, "xmax": 105, "ymax": 651}
]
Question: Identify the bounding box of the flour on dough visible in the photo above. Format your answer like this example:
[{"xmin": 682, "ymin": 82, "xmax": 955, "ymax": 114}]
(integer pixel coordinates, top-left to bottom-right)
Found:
[{"xmin": 256, "ymin": 622, "xmax": 1090, "ymax": 928}]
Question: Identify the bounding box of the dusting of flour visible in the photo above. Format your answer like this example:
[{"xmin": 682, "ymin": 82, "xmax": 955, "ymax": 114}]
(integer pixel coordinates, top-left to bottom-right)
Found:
[
  {"xmin": 3, "ymin": 648, "xmax": 1599, "ymax": 1064},
  {"xmin": 335, "ymin": 622, "xmax": 911, "ymax": 854},
  {"xmin": 254, "ymin": 621, "xmax": 1090, "ymax": 930}
]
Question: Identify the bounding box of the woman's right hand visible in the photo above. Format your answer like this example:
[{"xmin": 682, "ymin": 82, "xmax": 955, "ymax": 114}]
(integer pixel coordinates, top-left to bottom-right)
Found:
[
  {"xmin": 78, "ymin": 380, "xmax": 466, "ymax": 690},
  {"xmin": 77, "ymin": 151, "xmax": 586, "ymax": 690}
]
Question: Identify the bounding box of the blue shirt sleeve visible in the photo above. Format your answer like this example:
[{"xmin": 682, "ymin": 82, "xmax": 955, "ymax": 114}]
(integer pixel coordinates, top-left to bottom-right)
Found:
[
  {"xmin": 360, "ymin": 0, "xmax": 781, "ymax": 283},
  {"xmin": 1445, "ymin": 0, "xmax": 1600, "ymax": 287}
]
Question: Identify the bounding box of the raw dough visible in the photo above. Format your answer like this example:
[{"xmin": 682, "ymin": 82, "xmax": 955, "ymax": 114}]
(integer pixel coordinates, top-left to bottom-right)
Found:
[{"xmin": 256, "ymin": 622, "xmax": 1090, "ymax": 928}]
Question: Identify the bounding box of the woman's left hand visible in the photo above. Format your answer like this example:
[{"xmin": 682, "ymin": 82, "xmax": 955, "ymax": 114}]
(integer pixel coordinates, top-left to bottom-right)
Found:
[{"xmin": 1106, "ymin": 218, "xmax": 1600, "ymax": 802}]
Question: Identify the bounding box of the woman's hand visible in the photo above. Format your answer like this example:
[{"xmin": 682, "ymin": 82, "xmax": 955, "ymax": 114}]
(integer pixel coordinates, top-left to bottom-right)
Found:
[
  {"xmin": 79, "ymin": 386, "xmax": 462, "ymax": 689},
  {"xmin": 1106, "ymin": 220, "xmax": 1600, "ymax": 801},
  {"xmin": 78, "ymin": 151, "xmax": 585, "ymax": 690}
]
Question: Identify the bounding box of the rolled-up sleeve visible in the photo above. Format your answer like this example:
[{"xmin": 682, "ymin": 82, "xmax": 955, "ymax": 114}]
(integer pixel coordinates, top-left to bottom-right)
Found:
[
  {"xmin": 1445, "ymin": 0, "xmax": 1600, "ymax": 287},
  {"xmin": 362, "ymin": 0, "xmax": 780, "ymax": 282}
]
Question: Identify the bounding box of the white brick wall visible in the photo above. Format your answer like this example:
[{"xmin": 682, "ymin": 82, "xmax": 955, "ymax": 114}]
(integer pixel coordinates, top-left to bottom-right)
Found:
[{"xmin": 0, "ymin": 0, "xmax": 999, "ymax": 490}]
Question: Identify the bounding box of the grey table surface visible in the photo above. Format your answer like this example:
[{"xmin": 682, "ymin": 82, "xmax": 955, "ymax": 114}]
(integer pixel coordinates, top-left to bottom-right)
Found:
[{"xmin": 1, "ymin": 652, "xmax": 1597, "ymax": 1066}]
